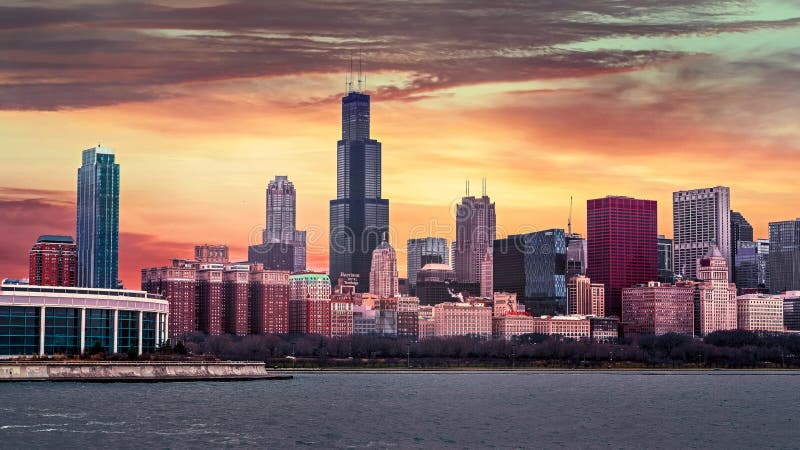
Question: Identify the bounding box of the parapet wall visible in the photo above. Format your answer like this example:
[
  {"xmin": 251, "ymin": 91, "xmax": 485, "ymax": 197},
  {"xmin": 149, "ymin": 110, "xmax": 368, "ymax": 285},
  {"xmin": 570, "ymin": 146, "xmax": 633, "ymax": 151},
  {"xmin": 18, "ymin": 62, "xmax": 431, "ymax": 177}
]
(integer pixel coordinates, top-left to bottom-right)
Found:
[{"xmin": 0, "ymin": 362, "xmax": 283, "ymax": 381}]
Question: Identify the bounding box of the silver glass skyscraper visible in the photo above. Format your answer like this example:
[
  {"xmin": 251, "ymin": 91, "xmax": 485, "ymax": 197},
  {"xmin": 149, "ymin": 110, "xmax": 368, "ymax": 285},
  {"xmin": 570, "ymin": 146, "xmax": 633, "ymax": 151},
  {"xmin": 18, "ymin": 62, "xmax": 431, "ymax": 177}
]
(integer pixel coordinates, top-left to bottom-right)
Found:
[
  {"xmin": 76, "ymin": 145, "xmax": 119, "ymax": 288},
  {"xmin": 406, "ymin": 237, "xmax": 449, "ymax": 287},
  {"xmin": 768, "ymin": 219, "xmax": 800, "ymax": 293},
  {"xmin": 329, "ymin": 86, "xmax": 389, "ymax": 292},
  {"xmin": 261, "ymin": 175, "xmax": 306, "ymax": 272},
  {"xmin": 672, "ymin": 186, "xmax": 731, "ymax": 281}
]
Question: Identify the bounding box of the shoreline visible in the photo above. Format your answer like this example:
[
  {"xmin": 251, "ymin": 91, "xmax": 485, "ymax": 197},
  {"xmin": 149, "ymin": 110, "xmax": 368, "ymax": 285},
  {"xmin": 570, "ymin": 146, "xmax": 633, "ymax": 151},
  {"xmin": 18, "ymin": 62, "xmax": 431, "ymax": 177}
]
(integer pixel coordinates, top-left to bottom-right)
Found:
[{"xmin": 273, "ymin": 367, "xmax": 800, "ymax": 374}]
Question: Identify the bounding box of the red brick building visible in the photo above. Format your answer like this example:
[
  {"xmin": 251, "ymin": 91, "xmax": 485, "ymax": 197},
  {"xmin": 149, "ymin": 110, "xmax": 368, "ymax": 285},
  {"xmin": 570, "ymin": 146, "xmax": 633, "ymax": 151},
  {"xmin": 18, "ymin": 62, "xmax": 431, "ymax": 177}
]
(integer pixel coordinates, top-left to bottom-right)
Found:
[
  {"xmin": 289, "ymin": 273, "xmax": 331, "ymax": 335},
  {"xmin": 249, "ymin": 267, "xmax": 290, "ymax": 334},
  {"xmin": 196, "ymin": 265, "xmax": 223, "ymax": 335},
  {"xmin": 29, "ymin": 235, "xmax": 77, "ymax": 287},
  {"xmin": 142, "ymin": 259, "xmax": 197, "ymax": 338},
  {"xmin": 397, "ymin": 296, "xmax": 420, "ymax": 340},
  {"xmin": 222, "ymin": 265, "xmax": 250, "ymax": 336},
  {"xmin": 330, "ymin": 298, "xmax": 354, "ymax": 337},
  {"xmin": 622, "ymin": 282, "xmax": 695, "ymax": 336}
]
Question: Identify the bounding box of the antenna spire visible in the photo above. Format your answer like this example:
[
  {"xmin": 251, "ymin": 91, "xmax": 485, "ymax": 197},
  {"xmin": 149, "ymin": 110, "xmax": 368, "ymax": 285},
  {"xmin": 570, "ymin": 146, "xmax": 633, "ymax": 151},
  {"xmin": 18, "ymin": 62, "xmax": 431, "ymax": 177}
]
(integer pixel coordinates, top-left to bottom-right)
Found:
[
  {"xmin": 348, "ymin": 54, "xmax": 354, "ymax": 93},
  {"xmin": 466, "ymin": 179, "xmax": 469, "ymax": 196},
  {"xmin": 568, "ymin": 195, "xmax": 573, "ymax": 235},
  {"xmin": 482, "ymin": 177, "xmax": 486, "ymax": 196},
  {"xmin": 358, "ymin": 52, "xmax": 362, "ymax": 92}
]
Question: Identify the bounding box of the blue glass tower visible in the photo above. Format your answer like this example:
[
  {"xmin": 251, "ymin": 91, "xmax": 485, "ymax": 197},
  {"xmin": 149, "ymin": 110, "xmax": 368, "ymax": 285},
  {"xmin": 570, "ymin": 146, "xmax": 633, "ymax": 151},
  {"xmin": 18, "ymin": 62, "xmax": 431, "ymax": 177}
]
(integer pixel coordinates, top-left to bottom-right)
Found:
[
  {"xmin": 77, "ymin": 145, "xmax": 120, "ymax": 288},
  {"xmin": 330, "ymin": 87, "xmax": 389, "ymax": 292}
]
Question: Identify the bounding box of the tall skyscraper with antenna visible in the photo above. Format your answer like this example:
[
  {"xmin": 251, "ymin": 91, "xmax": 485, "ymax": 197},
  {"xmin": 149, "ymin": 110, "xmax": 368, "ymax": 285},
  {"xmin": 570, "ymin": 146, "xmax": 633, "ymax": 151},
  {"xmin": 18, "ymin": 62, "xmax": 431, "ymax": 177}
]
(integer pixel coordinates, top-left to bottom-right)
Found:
[
  {"xmin": 454, "ymin": 178, "xmax": 496, "ymax": 287},
  {"xmin": 329, "ymin": 61, "xmax": 389, "ymax": 292}
]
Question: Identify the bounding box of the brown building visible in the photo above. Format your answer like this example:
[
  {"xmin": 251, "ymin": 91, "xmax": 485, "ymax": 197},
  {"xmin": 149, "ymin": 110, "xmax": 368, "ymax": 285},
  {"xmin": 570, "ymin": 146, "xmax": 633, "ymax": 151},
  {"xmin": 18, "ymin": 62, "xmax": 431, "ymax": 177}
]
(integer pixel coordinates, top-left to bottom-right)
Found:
[
  {"xmin": 222, "ymin": 265, "xmax": 249, "ymax": 336},
  {"xmin": 397, "ymin": 296, "xmax": 420, "ymax": 340},
  {"xmin": 195, "ymin": 244, "xmax": 229, "ymax": 263},
  {"xmin": 330, "ymin": 298, "xmax": 354, "ymax": 337},
  {"xmin": 196, "ymin": 264, "xmax": 223, "ymax": 335},
  {"xmin": 493, "ymin": 312, "xmax": 534, "ymax": 340},
  {"xmin": 433, "ymin": 302, "xmax": 492, "ymax": 338},
  {"xmin": 622, "ymin": 282, "xmax": 695, "ymax": 336},
  {"xmin": 142, "ymin": 259, "xmax": 197, "ymax": 339},
  {"xmin": 28, "ymin": 235, "xmax": 77, "ymax": 287},
  {"xmin": 736, "ymin": 294, "xmax": 784, "ymax": 332},
  {"xmin": 248, "ymin": 267, "xmax": 290, "ymax": 335},
  {"xmin": 567, "ymin": 275, "xmax": 605, "ymax": 316}
]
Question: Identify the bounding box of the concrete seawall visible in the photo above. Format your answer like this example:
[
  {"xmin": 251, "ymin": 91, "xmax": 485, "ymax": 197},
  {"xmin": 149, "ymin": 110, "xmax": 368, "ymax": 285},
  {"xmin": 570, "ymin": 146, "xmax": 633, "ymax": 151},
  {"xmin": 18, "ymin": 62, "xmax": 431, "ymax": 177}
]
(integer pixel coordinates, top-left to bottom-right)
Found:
[{"xmin": 0, "ymin": 361, "xmax": 291, "ymax": 382}]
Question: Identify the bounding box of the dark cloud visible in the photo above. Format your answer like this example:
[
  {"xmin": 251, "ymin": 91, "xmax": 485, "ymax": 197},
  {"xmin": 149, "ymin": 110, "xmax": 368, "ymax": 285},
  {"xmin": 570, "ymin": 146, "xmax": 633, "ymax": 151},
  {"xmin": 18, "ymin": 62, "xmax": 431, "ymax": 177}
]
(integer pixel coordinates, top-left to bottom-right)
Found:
[{"xmin": 0, "ymin": 0, "xmax": 797, "ymax": 109}]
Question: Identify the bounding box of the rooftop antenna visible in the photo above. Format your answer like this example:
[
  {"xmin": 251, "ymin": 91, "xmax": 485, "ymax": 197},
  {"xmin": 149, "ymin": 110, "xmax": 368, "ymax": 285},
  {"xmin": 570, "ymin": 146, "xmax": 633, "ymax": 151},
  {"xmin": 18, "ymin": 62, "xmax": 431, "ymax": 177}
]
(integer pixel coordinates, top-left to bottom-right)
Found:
[
  {"xmin": 568, "ymin": 195, "xmax": 573, "ymax": 235},
  {"xmin": 358, "ymin": 51, "xmax": 363, "ymax": 92},
  {"xmin": 466, "ymin": 179, "xmax": 470, "ymax": 197},
  {"xmin": 482, "ymin": 177, "xmax": 486, "ymax": 197},
  {"xmin": 348, "ymin": 54, "xmax": 354, "ymax": 93}
]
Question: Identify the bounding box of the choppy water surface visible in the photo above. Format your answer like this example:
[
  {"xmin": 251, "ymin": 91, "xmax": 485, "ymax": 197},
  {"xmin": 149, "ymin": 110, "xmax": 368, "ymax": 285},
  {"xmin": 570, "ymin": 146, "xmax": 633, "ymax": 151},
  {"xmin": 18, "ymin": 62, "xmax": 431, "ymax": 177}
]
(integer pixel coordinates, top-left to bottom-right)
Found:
[{"xmin": 0, "ymin": 371, "xmax": 798, "ymax": 449}]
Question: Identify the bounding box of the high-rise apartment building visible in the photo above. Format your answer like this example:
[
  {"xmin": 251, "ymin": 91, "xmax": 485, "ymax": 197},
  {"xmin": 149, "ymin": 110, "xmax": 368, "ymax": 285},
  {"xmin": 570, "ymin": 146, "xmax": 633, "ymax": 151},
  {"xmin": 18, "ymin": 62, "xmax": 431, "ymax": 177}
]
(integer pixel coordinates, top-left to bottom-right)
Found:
[
  {"xmin": 28, "ymin": 235, "xmax": 77, "ymax": 287},
  {"xmin": 621, "ymin": 282, "xmax": 695, "ymax": 336},
  {"xmin": 587, "ymin": 196, "xmax": 658, "ymax": 318},
  {"xmin": 195, "ymin": 244, "xmax": 229, "ymax": 264},
  {"xmin": 77, "ymin": 145, "xmax": 120, "ymax": 288},
  {"xmin": 768, "ymin": 219, "xmax": 800, "ymax": 294},
  {"xmin": 454, "ymin": 194, "xmax": 496, "ymax": 285},
  {"xmin": 329, "ymin": 86, "xmax": 389, "ymax": 292},
  {"xmin": 369, "ymin": 239, "xmax": 399, "ymax": 297},
  {"xmin": 289, "ymin": 273, "xmax": 331, "ymax": 335},
  {"xmin": 248, "ymin": 267, "xmax": 290, "ymax": 334},
  {"xmin": 493, "ymin": 229, "xmax": 567, "ymax": 315},
  {"xmin": 672, "ymin": 187, "xmax": 731, "ymax": 281},
  {"xmin": 262, "ymin": 176, "xmax": 307, "ymax": 272},
  {"xmin": 406, "ymin": 237, "xmax": 449, "ymax": 287},
  {"xmin": 222, "ymin": 264, "xmax": 249, "ymax": 336},
  {"xmin": 567, "ymin": 275, "xmax": 605, "ymax": 316},
  {"xmin": 196, "ymin": 264, "xmax": 224, "ymax": 335},
  {"xmin": 694, "ymin": 246, "xmax": 738, "ymax": 336},
  {"xmin": 141, "ymin": 259, "xmax": 197, "ymax": 339},
  {"xmin": 657, "ymin": 235, "xmax": 674, "ymax": 284}
]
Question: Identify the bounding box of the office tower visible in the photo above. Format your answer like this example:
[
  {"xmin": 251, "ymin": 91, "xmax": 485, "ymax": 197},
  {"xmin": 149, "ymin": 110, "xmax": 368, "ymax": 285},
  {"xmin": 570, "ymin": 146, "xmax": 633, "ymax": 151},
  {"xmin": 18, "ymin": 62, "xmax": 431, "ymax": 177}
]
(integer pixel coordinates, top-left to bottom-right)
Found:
[
  {"xmin": 406, "ymin": 237, "xmax": 449, "ymax": 287},
  {"xmin": 736, "ymin": 294, "xmax": 784, "ymax": 332},
  {"xmin": 730, "ymin": 211, "xmax": 753, "ymax": 283},
  {"xmin": 288, "ymin": 273, "xmax": 331, "ymax": 335},
  {"xmin": 195, "ymin": 244, "xmax": 229, "ymax": 264},
  {"xmin": 415, "ymin": 263, "xmax": 480, "ymax": 306},
  {"xmin": 29, "ymin": 235, "xmax": 77, "ymax": 287},
  {"xmin": 77, "ymin": 145, "xmax": 120, "ymax": 288},
  {"xmin": 449, "ymin": 242, "xmax": 457, "ymax": 270},
  {"xmin": 734, "ymin": 241, "xmax": 759, "ymax": 291},
  {"xmin": 248, "ymin": 267, "xmax": 290, "ymax": 335},
  {"xmin": 480, "ymin": 248, "xmax": 493, "ymax": 298},
  {"xmin": 262, "ymin": 176, "xmax": 307, "ymax": 272},
  {"xmin": 369, "ymin": 239, "xmax": 399, "ymax": 297},
  {"xmin": 694, "ymin": 245, "xmax": 737, "ymax": 336},
  {"xmin": 454, "ymin": 192, "xmax": 496, "ymax": 285},
  {"xmin": 222, "ymin": 264, "xmax": 249, "ymax": 336},
  {"xmin": 567, "ymin": 275, "xmax": 605, "ymax": 316},
  {"xmin": 587, "ymin": 196, "xmax": 658, "ymax": 317},
  {"xmin": 493, "ymin": 229, "xmax": 567, "ymax": 315},
  {"xmin": 784, "ymin": 292, "xmax": 800, "ymax": 331},
  {"xmin": 768, "ymin": 219, "xmax": 800, "ymax": 293},
  {"xmin": 196, "ymin": 264, "xmax": 223, "ymax": 335},
  {"xmin": 565, "ymin": 234, "xmax": 587, "ymax": 278},
  {"xmin": 757, "ymin": 239, "xmax": 770, "ymax": 287},
  {"xmin": 329, "ymin": 84, "xmax": 389, "ymax": 292},
  {"xmin": 672, "ymin": 187, "xmax": 731, "ymax": 281},
  {"xmin": 141, "ymin": 259, "xmax": 197, "ymax": 339},
  {"xmin": 248, "ymin": 242, "xmax": 294, "ymax": 271},
  {"xmin": 621, "ymin": 282, "xmax": 695, "ymax": 336},
  {"xmin": 657, "ymin": 235, "xmax": 674, "ymax": 283}
]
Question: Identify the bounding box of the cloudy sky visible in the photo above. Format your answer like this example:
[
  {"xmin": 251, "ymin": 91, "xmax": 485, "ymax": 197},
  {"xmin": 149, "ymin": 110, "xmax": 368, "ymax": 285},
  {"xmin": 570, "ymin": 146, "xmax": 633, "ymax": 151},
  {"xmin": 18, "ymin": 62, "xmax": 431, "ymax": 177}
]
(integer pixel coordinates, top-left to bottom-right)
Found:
[{"xmin": 1, "ymin": 0, "xmax": 799, "ymax": 286}]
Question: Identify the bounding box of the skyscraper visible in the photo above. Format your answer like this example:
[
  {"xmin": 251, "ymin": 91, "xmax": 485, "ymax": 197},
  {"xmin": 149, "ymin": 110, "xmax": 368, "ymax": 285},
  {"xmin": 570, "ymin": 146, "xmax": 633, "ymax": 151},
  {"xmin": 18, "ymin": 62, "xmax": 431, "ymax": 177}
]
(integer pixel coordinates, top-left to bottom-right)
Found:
[
  {"xmin": 734, "ymin": 240, "xmax": 759, "ymax": 291},
  {"xmin": 261, "ymin": 176, "xmax": 306, "ymax": 272},
  {"xmin": 406, "ymin": 237, "xmax": 449, "ymax": 287},
  {"xmin": 29, "ymin": 235, "xmax": 77, "ymax": 287},
  {"xmin": 730, "ymin": 211, "xmax": 753, "ymax": 283},
  {"xmin": 565, "ymin": 234, "xmax": 587, "ymax": 278},
  {"xmin": 480, "ymin": 248, "xmax": 493, "ymax": 299},
  {"xmin": 694, "ymin": 245, "xmax": 738, "ymax": 336},
  {"xmin": 587, "ymin": 196, "xmax": 658, "ymax": 318},
  {"xmin": 369, "ymin": 239, "xmax": 399, "ymax": 297},
  {"xmin": 329, "ymin": 84, "xmax": 389, "ymax": 292},
  {"xmin": 657, "ymin": 235, "xmax": 674, "ymax": 283},
  {"xmin": 567, "ymin": 275, "xmax": 605, "ymax": 316},
  {"xmin": 757, "ymin": 238, "xmax": 770, "ymax": 288},
  {"xmin": 454, "ymin": 192, "xmax": 496, "ymax": 285},
  {"xmin": 77, "ymin": 145, "xmax": 120, "ymax": 288},
  {"xmin": 768, "ymin": 219, "xmax": 800, "ymax": 293},
  {"xmin": 672, "ymin": 186, "xmax": 731, "ymax": 281}
]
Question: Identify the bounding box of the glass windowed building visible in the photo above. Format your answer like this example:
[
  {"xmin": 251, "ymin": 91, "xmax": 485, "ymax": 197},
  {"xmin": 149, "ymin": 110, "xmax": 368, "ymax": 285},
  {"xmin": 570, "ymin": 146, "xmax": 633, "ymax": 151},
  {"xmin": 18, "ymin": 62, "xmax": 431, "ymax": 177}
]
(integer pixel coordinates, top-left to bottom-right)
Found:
[{"xmin": 0, "ymin": 283, "xmax": 168, "ymax": 357}]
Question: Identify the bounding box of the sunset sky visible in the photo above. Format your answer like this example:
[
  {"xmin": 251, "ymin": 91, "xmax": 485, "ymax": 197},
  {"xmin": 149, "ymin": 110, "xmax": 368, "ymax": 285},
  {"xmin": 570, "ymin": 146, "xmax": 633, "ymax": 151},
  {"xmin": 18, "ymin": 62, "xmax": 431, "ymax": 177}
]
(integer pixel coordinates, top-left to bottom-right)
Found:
[{"xmin": 1, "ymin": 0, "xmax": 799, "ymax": 287}]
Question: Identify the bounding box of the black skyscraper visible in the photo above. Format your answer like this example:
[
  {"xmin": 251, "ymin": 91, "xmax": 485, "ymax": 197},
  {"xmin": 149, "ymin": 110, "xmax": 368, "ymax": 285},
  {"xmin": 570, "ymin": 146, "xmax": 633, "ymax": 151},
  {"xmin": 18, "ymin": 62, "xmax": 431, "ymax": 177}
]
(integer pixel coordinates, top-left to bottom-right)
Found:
[
  {"xmin": 730, "ymin": 211, "xmax": 754, "ymax": 283},
  {"xmin": 329, "ymin": 86, "xmax": 389, "ymax": 292}
]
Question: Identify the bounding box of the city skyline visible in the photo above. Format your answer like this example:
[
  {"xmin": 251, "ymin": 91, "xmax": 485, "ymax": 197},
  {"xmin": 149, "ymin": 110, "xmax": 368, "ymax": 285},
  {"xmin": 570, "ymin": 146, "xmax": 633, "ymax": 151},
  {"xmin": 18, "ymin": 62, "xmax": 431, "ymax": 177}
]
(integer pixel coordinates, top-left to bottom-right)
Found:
[{"xmin": 2, "ymin": 2, "xmax": 800, "ymax": 288}]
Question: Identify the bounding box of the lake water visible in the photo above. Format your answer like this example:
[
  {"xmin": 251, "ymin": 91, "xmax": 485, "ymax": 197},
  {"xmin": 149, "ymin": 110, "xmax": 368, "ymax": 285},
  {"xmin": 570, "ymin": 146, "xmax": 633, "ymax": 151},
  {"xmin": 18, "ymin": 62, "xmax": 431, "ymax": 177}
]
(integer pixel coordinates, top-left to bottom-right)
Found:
[{"xmin": 0, "ymin": 370, "xmax": 798, "ymax": 449}]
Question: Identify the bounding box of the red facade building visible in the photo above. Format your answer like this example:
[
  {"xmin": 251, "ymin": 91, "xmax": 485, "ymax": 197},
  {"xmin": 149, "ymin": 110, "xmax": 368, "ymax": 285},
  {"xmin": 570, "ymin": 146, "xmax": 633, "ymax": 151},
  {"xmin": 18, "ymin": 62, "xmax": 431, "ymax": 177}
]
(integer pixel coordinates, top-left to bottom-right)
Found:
[
  {"xmin": 587, "ymin": 196, "xmax": 658, "ymax": 317},
  {"xmin": 223, "ymin": 265, "xmax": 250, "ymax": 336},
  {"xmin": 29, "ymin": 235, "xmax": 77, "ymax": 287},
  {"xmin": 196, "ymin": 265, "xmax": 223, "ymax": 335},
  {"xmin": 622, "ymin": 282, "xmax": 695, "ymax": 336},
  {"xmin": 142, "ymin": 259, "xmax": 197, "ymax": 338},
  {"xmin": 249, "ymin": 267, "xmax": 290, "ymax": 334}
]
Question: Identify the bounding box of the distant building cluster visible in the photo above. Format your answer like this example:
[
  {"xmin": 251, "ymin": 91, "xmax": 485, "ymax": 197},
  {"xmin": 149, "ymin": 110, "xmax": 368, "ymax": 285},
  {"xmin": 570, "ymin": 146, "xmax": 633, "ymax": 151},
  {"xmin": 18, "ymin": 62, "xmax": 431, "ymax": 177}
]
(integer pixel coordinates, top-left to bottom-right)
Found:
[{"xmin": 4, "ymin": 79, "xmax": 800, "ymax": 358}]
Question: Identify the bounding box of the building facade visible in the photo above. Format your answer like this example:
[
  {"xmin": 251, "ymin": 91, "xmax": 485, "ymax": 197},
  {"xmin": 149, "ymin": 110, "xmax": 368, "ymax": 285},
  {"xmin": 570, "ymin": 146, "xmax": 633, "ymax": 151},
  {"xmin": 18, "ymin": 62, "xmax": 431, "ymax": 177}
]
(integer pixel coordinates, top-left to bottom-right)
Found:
[
  {"xmin": 415, "ymin": 263, "xmax": 479, "ymax": 306},
  {"xmin": 222, "ymin": 265, "xmax": 249, "ymax": 336},
  {"xmin": 0, "ymin": 283, "xmax": 167, "ymax": 356},
  {"xmin": 454, "ymin": 192, "xmax": 496, "ymax": 287},
  {"xmin": 621, "ymin": 282, "xmax": 695, "ymax": 336},
  {"xmin": 406, "ymin": 237, "xmax": 449, "ymax": 288},
  {"xmin": 492, "ymin": 312, "xmax": 534, "ymax": 340},
  {"xmin": 142, "ymin": 259, "xmax": 197, "ymax": 338},
  {"xmin": 734, "ymin": 240, "xmax": 759, "ymax": 292},
  {"xmin": 566, "ymin": 275, "xmax": 605, "ymax": 317},
  {"xmin": 329, "ymin": 89, "xmax": 389, "ymax": 292},
  {"xmin": 694, "ymin": 246, "xmax": 738, "ymax": 336},
  {"xmin": 493, "ymin": 229, "xmax": 567, "ymax": 316},
  {"xmin": 247, "ymin": 243, "xmax": 294, "ymax": 271},
  {"xmin": 433, "ymin": 302, "xmax": 492, "ymax": 338},
  {"xmin": 369, "ymin": 239, "xmax": 399, "ymax": 297},
  {"xmin": 783, "ymin": 291, "xmax": 800, "ymax": 331},
  {"xmin": 730, "ymin": 211, "xmax": 753, "ymax": 283},
  {"xmin": 29, "ymin": 235, "xmax": 77, "ymax": 287},
  {"xmin": 248, "ymin": 268, "xmax": 290, "ymax": 335},
  {"xmin": 196, "ymin": 264, "xmax": 223, "ymax": 336},
  {"xmin": 565, "ymin": 234, "xmax": 587, "ymax": 278},
  {"xmin": 657, "ymin": 235, "xmax": 674, "ymax": 284},
  {"xmin": 76, "ymin": 145, "xmax": 120, "ymax": 289},
  {"xmin": 262, "ymin": 175, "xmax": 307, "ymax": 272},
  {"xmin": 768, "ymin": 219, "xmax": 800, "ymax": 294},
  {"xmin": 672, "ymin": 186, "xmax": 731, "ymax": 281},
  {"xmin": 330, "ymin": 299, "xmax": 354, "ymax": 337},
  {"xmin": 587, "ymin": 196, "xmax": 657, "ymax": 318},
  {"xmin": 288, "ymin": 273, "xmax": 331, "ymax": 335},
  {"xmin": 736, "ymin": 294, "xmax": 784, "ymax": 332},
  {"xmin": 480, "ymin": 248, "xmax": 493, "ymax": 299}
]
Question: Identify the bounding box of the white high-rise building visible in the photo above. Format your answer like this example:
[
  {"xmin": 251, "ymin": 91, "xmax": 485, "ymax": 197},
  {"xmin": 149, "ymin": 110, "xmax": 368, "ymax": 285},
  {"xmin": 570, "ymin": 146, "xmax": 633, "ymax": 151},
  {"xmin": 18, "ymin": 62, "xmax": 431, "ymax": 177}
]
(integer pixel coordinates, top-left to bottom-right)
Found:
[
  {"xmin": 694, "ymin": 245, "xmax": 738, "ymax": 336},
  {"xmin": 370, "ymin": 239, "xmax": 399, "ymax": 297},
  {"xmin": 672, "ymin": 186, "xmax": 731, "ymax": 281}
]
